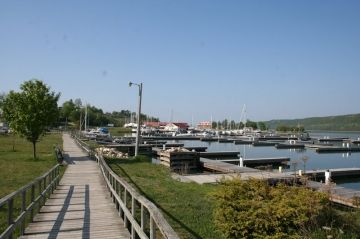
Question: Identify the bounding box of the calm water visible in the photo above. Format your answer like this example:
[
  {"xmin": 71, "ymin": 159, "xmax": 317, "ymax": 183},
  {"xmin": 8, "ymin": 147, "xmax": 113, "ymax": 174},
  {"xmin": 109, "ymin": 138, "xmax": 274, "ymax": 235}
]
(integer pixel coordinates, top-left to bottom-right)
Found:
[{"xmin": 168, "ymin": 131, "xmax": 360, "ymax": 190}]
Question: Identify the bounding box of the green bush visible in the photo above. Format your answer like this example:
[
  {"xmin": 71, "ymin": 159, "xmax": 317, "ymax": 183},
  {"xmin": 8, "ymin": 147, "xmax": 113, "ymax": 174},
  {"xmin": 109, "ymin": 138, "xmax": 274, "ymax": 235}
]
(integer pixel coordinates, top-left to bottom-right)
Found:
[{"xmin": 212, "ymin": 178, "xmax": 328, "ymax": 239}]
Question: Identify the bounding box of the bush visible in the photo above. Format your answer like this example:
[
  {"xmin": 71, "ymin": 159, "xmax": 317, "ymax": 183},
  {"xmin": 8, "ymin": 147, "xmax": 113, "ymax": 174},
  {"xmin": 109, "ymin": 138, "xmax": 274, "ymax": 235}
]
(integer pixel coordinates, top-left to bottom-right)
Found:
[{"xmin": 212, "ymin": 177, "xmax": 328, "ymax": 239}]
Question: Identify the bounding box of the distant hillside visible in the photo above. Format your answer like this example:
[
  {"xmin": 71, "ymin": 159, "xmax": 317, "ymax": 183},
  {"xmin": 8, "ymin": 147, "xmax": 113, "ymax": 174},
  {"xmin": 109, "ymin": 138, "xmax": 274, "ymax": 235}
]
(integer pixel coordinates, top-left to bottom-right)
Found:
[{"xmin": 265, "ymin": 113, "xmax": 360, "ymax": 131}]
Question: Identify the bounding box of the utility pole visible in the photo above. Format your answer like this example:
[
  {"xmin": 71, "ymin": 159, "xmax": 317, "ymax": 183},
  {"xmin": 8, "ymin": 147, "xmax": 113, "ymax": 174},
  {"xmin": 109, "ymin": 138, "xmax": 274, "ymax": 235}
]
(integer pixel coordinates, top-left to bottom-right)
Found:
[{"xmin": 129, "ymin": 82, "xmax": 143, "ymax": 157}]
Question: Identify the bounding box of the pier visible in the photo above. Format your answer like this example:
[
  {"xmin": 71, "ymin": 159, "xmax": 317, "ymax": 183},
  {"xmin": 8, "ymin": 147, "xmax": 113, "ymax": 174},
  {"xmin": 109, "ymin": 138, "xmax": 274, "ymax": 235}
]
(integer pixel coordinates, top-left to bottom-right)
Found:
[
  {"xmin": 318, "ymin": 137, "xmax": 349, "ymax": 142},
  {"xmin": 307, "ymin": 181, "xmax": 360, "ymax": 208},
  {"xmin": 275, "ymin": 143, "xmax": 305, "ymax": 149},
  {"xmin": 233, "ymin": 140, "xmax": 253, "ymax": 145},
  {"xmin": 315, "ymin": 146, "xmax": 360, "ymax": 153},
  {"xmin": 217, "ymin": 157, "xmax": 290, "ymax": 165},
  {"xmin": 184, "ymin": 146, "xmax": 208, "ymax": 152},
  {"xmin": 199, "ymin": 151, "xmax": 240, "ymax": 158},
  {"xmin": 303, "ymin": 168, "xmax": 360, "ymax": 179},
  {"xmin": 252, "ymin": 141, "xmax": 277, "ymax": 147}
]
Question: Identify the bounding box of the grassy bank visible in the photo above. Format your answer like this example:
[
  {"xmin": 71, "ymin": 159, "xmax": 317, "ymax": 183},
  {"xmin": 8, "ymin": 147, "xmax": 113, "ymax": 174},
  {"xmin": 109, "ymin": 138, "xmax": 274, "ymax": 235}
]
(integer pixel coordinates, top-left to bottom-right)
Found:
[{"xmin": 107, "ymin": 157, "xmax": 223, "ymax": 239}]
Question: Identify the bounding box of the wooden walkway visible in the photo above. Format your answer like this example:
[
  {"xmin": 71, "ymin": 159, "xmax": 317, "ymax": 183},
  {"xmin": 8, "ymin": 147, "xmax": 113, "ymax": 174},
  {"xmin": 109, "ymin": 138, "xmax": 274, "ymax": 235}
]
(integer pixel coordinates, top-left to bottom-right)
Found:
[{"xmin": 20, "ymin": 134, "xmax": 130, "ymax": 239}]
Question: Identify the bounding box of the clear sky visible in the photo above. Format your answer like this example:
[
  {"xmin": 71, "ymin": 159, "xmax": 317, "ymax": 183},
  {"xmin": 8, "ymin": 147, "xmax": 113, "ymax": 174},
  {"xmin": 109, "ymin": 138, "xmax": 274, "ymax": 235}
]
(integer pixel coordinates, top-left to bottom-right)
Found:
[{"xmin": 1, "ymin": 1, "xmax": 359, "ymax": 123}]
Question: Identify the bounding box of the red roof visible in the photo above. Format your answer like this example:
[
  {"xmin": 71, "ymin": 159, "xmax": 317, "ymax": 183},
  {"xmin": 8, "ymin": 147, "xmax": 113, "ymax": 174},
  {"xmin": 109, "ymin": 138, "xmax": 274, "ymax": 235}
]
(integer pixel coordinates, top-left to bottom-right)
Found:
[{"xmin": 173, "ymin": 123, "xmax": 189, "ymax": 129}]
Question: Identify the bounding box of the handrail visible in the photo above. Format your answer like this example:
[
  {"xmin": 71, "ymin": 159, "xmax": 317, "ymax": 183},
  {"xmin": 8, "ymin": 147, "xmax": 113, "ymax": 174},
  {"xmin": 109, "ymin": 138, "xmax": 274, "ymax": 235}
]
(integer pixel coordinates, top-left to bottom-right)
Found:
[
  {"xmin": 0, "ymin": 164, "xmax": 61, "ymax": 239},
  {"xmin": 74, "ymin": 136, "xmax": 179, "ymax": 239}
]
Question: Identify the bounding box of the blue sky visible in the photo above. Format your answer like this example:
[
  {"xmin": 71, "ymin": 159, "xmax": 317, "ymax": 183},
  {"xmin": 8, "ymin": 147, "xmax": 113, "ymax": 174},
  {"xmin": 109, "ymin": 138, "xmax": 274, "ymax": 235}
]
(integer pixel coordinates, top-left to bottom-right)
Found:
[{"xmin": 1, "ymin": 1, "xmax": 359, "ymax": 123}]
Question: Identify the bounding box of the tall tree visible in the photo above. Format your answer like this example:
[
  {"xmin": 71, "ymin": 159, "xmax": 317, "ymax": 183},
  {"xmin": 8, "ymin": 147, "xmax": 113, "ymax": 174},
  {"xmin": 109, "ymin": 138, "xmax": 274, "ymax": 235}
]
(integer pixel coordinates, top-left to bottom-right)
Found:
[{"xmin": 2, "ymin": 80, "xmax": 60, "ymax": 159}]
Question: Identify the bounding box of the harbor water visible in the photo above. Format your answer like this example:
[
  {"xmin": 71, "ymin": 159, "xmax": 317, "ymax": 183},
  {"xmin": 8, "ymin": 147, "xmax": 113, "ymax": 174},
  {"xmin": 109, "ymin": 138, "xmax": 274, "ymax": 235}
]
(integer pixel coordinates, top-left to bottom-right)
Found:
[{"xmin": 167, "ymin": 131, "xmax": 360, "ymax": 190}]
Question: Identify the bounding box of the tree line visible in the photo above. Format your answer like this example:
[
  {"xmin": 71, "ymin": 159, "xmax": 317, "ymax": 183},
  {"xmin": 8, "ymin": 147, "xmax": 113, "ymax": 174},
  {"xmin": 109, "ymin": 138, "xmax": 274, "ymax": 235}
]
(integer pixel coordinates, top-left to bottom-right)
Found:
[
  {"xmin": 59, "ymin": 99, "xmax": 159, "ymax": 129},
  {"xmin": 211, "ymin": 120, "xmax": 268, "ymax": 131}
]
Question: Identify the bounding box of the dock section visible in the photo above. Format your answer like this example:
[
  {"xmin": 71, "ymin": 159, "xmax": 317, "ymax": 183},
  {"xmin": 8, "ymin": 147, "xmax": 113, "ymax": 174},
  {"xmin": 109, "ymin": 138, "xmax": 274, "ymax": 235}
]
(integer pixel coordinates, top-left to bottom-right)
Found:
[
  {"xmin": 304, "ymin": 168, "xmax": 360, "ymax": 179},
  {"xmin": 217, "ymin": 157, "xmax": 290, "ymax": 166}
]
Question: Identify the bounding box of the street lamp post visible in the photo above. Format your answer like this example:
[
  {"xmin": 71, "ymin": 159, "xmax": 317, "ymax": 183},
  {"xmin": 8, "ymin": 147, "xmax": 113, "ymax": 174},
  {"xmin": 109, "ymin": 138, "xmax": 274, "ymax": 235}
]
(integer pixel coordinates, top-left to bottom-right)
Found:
[{"xmin": 129, "ymin": 82, "xmax": 143, "ymax": 157}]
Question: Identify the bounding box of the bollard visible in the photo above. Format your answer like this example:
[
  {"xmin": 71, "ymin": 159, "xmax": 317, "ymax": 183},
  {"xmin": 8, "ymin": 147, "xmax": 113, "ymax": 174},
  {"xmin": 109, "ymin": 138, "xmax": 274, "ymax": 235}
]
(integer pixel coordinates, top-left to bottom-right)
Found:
[
  {"xmin": 298, "ymin": 170, "xmax": 302, "ymax": 176},
  {"xmin": 162, "ymin": 144, "xmax": 166, "ymax": 150},
  {"xmin": 239, "ymin": 156, "xmax": 244, "ymax": 167},
  {"xmin": 279, "ymin": 166, "xmax": 282, "ymax": 173},
  {"xmin": 325, "ymin": 170, "xmax": 331, "ymax": 185}
]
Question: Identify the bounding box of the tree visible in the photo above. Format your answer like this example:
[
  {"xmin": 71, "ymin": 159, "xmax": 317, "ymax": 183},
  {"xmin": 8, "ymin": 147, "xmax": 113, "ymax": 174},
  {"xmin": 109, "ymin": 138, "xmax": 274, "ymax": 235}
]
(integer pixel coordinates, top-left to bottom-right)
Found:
[
  {"xmin": 258, "ymin": 121, "xmax": 267, "ymax": 131},
  {"xmin": 245, "ymin": 120, "xmax": 258, "ymax": 130},
  {"xmin": 2, "ymin": 80, "xmax": 60, "ymax": 159},
  {"xmin": 0, "ymin": 92, "xmax": 5, "ymax": 120}
]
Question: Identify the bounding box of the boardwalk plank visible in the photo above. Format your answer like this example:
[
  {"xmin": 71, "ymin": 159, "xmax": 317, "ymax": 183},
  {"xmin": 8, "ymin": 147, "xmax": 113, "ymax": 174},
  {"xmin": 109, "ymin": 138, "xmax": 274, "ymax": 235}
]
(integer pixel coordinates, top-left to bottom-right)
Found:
[{"xmin": 20, "ymin": 133, "xmax": 130, "ymax": 239}]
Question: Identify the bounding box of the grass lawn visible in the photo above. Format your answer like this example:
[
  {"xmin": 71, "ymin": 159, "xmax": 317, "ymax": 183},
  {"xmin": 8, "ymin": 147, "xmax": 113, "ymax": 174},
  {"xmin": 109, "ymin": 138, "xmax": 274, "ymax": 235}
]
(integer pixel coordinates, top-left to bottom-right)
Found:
[
  {"xmin": 0, "ymin": 132, "xmax": 64, "ymax": 234},
  {"xmin": 0, "ymin": 133, "xmax": 63, "ymax": 198},
  {"xmin": 107, "ymin": 157, "xmax": 223, "ymax": 239}
]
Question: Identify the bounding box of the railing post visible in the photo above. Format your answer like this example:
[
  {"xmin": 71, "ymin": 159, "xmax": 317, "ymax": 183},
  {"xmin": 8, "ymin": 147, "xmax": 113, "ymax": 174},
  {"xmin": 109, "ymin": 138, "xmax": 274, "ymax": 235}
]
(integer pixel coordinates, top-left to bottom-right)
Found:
[
  {"xmin": 119, "ymin": 185, "xmax": 124, "ymax": 218},
  {"xmin": 141, "ymin": 204, "xmax": 145, "ymax": 230},
  {"xmin": 8, "ymin": 198, "xmax": 14, "ymax": 239},
  {"xmin": 31, "ymin": 184, "xmax": 35, "ymax": 221},
  {"xmin": 20, "ymin": 190, "xmax": 26, "ymax": 235},
  {"xmin": 131, "ymin": 196, "xmax": 135, "ymax": 239},
  {"xmin": 150, "ymin": 216, "xmax": 156, "ymax": 239},
  {"xmin": 43, "ymin": 177, "xmax": 46, "ymax": 205},
  {"xmin": 124, "ymin": 189, "xmax": 128, "ymax": 228},
  {"xmin": 38, "ymin": 180, "xmax": 42, "ymax": 209}
]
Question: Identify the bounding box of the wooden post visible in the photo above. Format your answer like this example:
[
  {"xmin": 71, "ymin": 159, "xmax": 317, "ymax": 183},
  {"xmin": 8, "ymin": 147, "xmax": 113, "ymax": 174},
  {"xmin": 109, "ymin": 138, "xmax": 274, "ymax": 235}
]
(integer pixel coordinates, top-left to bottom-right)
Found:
[
  {"xmin": 43, "ymin": 177, "xmax": 46, "ymax": 205},
  {"xmin": 31, "ymin": 184, "xmax": 35, "ymax": 221},
  {"xmin": 141, "ymin": 204, "xmax": 145, "ymax": 230},
  {"xmin": 8, "ymin": 198, "xmax": 14, "ymax": 239},
  {"xmin": 20, "ymin": 190, "xmax": 26, "ymax": 235},
  {"xmin": 38, "ymin": 180, "xmax": 42, "ymax": 208}
]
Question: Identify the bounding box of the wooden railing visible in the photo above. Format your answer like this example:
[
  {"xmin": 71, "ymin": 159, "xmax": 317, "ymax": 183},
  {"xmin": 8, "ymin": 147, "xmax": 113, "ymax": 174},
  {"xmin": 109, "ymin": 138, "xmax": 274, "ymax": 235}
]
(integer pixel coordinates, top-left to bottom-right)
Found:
[
  {"xmin": 74, "ymin": 136, "xmax": 179, "ymax": 239},
  {"xmin": 0, "ymin": 164, "xmax": 60, "ymax": 239}
]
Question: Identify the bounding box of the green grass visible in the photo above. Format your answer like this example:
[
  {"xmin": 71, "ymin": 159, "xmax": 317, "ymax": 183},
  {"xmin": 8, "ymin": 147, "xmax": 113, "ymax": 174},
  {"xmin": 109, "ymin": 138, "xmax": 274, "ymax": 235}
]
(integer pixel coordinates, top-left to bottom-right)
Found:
[
  {"xmin": 0, "ymin": 133, "xmax": 64, "ymax": 235},
  {"xmin": 107, "ymin": 157, "xmax": 223, "ymax": 239},
  {"xmin": 108, "ymin": 127, "xmax": 132, "ymax": 136},
  {"xmin": 0, "ymin": 133, "xmax": 63, "ymax": 197}
]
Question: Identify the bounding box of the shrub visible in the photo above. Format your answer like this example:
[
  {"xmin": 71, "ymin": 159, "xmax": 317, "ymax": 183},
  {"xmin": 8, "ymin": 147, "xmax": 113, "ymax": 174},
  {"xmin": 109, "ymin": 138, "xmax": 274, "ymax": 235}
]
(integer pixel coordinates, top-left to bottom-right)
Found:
[{"xmin": 212, "ymin": 177, "xmax": 328, "ymax": 239}]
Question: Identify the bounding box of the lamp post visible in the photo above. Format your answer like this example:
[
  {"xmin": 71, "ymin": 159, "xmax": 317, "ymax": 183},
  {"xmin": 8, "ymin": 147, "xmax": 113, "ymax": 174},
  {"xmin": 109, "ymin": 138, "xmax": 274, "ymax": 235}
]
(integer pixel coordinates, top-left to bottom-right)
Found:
[{"xmin": 129, "ymin": 82, "xmax": 143, "ymax": 157}]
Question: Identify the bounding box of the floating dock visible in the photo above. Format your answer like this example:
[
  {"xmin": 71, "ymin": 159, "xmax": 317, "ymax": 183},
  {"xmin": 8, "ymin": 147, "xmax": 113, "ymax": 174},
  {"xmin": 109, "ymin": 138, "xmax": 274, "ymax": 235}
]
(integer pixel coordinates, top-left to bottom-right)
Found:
[
  {"xmin": 199, "ymin": 151, "xmax": 240, "ymax": 158},
  {"xmin": 305, "ymin": 143, "xmax": 333, "ymax": 148},
  {"xmin": 259, "ymin": 136, "xmax": 297, "ymax": 141},
  {"xmin": 252, "ymin": 141, "xmax": 277, "ymax": 147},
  {"xmin": 184, "ymin": 146, "xmax": 208, "ymax": 152},
  {"xmin": 352, "ymin": 140, "xmax": 360, "ymax": 144},
  {"xmin": 315, "ymin": 146, "xmax": 360, "ymax": 153},
  {"xmin": 233, "ymin": 140, "xmax": 253, "ymax": 145},
  {"xmin": 218, "ymin": 138, "xmax": 231, "ymax": 143},
  {"xmin": 303, "ymin": 168, "xmax": 360, "ymax": 179},
  {"xmin": 275, "ymin": 143, "xmax": 305, "ymax": 149},
  {"xmin": 318, "ymin": 137, "xmax": 349, "ymax": 142},
  {"xmin": 217, "ymin": 157, "xmax": 290, "ymax": 165},
  {"xmin": 200, "ymin": 137, "xmax": 218, "ymax": 142}
]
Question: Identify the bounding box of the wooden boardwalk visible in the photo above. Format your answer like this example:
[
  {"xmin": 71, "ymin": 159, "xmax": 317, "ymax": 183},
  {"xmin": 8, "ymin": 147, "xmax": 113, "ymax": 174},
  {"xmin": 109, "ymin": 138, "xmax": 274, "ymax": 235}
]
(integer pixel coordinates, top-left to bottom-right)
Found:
[{"xmin": 20, "ymin": 134, "xmax": 130, "ymax": 239}]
